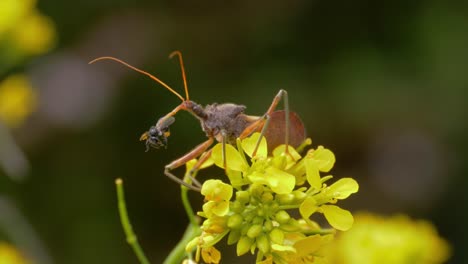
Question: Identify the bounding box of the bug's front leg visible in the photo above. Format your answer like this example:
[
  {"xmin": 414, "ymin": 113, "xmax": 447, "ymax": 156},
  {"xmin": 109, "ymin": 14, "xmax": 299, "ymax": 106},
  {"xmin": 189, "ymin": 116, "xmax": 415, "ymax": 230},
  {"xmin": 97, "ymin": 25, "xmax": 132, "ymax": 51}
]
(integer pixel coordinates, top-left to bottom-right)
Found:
[{"xmin": 164, "ymin": 137, "xmax": 214, "ymax": 192}]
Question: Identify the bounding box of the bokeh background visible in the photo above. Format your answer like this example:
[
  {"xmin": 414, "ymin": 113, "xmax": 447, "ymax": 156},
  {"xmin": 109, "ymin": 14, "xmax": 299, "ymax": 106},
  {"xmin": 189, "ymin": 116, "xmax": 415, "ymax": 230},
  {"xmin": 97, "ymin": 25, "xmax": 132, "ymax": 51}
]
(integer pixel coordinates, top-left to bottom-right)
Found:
[{"xmin": 1, "ymin": 1, "xmax": 466, "ymax": 263}]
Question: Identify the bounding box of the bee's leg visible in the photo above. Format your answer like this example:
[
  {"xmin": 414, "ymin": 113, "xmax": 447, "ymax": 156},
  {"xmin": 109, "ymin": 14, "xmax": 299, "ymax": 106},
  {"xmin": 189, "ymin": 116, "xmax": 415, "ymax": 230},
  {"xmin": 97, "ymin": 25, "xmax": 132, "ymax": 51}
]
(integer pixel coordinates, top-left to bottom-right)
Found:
[{"xmin": 164, "ymin": 137, "xmax": 214, "ymax": 192}]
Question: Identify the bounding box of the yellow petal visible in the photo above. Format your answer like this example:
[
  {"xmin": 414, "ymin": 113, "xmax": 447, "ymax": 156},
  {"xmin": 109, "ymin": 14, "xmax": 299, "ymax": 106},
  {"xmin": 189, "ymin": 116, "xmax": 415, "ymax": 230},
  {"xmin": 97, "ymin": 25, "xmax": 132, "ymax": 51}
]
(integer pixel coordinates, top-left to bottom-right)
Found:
[
  {"xmin": 201, "ymin": 179, "xmax": 233, "ymax": 201},
  {"xmin": 241, "ymin": 132, "xmax": 267, "ymax": 158},
  {"xmin": 211, "ymin": 143, "xmax": 248, "ymax": 171},
  {"xmin": 308, "ymin": 146, "xmax": 335, "ymax": 172},
  {"xmin": 326, "ymin": 178, "xmax": 359, "ymax": 199},
  {"xmin": 321, "ymin": 205, "xmax": 354, "ymax": 231},
  {"xmin": 293, "ymin": 235, "xmax": 323, "ymax": 256},
  {"xmin": 299, "ymin": 197, "xmax": 318, "ymax": 220},
  {"xmin": 248, "ymin": 167, "xmax": 295, "ymax": 194},
  {"xmin": 201, "ymin": 246, "xmax": 221, "ymax": 264},
  {"xmin": 305, "ymin": 158, "xmax": 321, "ymax": 190}
]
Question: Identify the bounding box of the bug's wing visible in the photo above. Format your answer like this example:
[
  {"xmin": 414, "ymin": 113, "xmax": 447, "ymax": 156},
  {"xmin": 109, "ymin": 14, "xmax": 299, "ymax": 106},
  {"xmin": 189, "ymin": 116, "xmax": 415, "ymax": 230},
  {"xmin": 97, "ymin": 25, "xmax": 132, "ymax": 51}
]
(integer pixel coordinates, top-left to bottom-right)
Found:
[{"xmin": 263, "ymin": 110, "xmax": 306, "ymax": 150}]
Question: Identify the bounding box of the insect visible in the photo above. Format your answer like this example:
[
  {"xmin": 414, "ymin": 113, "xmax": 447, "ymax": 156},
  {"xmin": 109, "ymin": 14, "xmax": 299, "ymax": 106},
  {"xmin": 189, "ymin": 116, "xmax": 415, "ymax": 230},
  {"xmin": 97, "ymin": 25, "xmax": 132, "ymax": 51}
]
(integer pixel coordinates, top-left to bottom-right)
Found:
[{"xmin": 89, "ymin": 51, "xmax": 306, "ymax": 191}]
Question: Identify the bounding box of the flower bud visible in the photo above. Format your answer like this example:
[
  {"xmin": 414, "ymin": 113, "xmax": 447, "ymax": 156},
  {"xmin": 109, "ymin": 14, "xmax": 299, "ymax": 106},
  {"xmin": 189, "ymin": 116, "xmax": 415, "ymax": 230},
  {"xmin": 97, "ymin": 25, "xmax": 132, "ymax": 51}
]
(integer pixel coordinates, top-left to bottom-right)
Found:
[
  {"xmin": 293, "ymin": 190, "xmax": 307, "ymax": 201},
  {"xmin": 227, "ymin": 214, "xmax": 243, "ymax": 229},
  {"xmin": 264, "ymin": 219, "xmax": 273, "ymax": 231},
  {"xmin": 256, "ymin": 234, "xmax": 270, "ymax": 254},
  {"xmin": 275, "ymin": 210, "xmax": 291, "ymax": 224},
  {"xmin": 247, "ymin": 224, "xmax": 263, "ymax": 238},
  {"xmin": 236, "ymin": 190, "xmax": 250, "ymax": 204},
  {"xmin": 237, "ymin": 236, "xmax": 254, "ymax": 256},
  {"xmin": 261, "ymin": 192, "xmax": 274, "ymax": 203},
  {"xmin": 228, "ymin": 229, "xmax": 241, "ymax": 245},
  {"xmin": 276, "ymin": 193, "xmax": 294, "ymax": 204},
  {"xmin": 269, "ymin": 228, "xmax": 284, "ymax": 244}
]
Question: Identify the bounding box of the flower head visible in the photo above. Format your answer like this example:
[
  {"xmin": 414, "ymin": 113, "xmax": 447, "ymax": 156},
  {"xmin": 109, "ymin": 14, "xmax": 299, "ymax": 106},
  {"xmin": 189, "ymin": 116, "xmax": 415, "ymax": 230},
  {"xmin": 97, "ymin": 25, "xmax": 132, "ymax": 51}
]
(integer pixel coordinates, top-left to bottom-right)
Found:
[
  {"xmin": 0, "ymin": 242, "xmax": 30, "ymax": 264},
  {"xmin": 0, "ymin": 74, "xmax": 37, "ymax": 127},
  {"xmin": 187, "ymin": 133, "xmax": 359, "ymax": 263},
  {"xmin": 326, "ymin": 212, "xmax": 451, "ymax": 264}
]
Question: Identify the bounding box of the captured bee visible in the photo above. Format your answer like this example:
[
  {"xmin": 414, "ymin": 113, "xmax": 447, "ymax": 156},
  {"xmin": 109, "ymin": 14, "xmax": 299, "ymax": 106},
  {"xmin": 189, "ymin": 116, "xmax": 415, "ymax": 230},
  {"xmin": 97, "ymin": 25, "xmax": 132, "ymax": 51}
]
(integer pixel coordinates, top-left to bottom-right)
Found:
[
  {"xmin": 90, "ymin": 52, "xmax": 306, "ymax": 191},
  {"xmin": 140, "ymin": 116, "xmax": 175, "ymax": 151}
]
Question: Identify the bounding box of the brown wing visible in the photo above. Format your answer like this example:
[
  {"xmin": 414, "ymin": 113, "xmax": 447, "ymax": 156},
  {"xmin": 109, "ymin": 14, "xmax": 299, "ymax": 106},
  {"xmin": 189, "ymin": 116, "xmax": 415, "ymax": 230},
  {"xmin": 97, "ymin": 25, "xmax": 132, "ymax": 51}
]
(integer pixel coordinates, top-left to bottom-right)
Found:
[{"xmin": 262, "ymin": 110, "xmax": 306, "ymax": 150}]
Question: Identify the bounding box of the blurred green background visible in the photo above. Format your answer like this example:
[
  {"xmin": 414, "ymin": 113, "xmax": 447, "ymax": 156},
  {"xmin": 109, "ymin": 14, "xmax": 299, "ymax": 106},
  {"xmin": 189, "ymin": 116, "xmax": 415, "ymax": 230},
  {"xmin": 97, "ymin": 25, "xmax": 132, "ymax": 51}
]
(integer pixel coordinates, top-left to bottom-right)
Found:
[{"xmin": 1, "ymin": 0, "xmax": 467, "ymax": 263}]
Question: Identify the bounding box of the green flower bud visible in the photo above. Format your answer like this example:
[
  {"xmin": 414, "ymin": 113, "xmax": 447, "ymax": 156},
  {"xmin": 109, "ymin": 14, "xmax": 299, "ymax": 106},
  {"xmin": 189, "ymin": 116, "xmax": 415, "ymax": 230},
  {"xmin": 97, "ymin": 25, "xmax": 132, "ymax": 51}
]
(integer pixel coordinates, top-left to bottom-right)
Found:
[
  {"xmin": 279, "ymin": 218, "xmax": 301, "ymax": 232},
  {"xmin": 237, "ymin": 236, "xmax": 254, "ymax": 256},
  {"xmin": 261, "ymin": 192, "xmax": 274, "ymax": 203},
  {"xmin": 275, "ymin": 210, "xmax": 291, "ymax": 224},
  {"xmin": 269, "ymin": 228, "xmax": 284, "ymax": 244},
  {"xmin": 236, "ymin": 190, "xmax": 250, "ymax": 204},
  {"xmin": 293, "ymin": 190, "xmax": 307, "ymax": 201},
  {"xmin": 256, "ymin": 234, "xmax": 270, "ymax": 254},
  {"xmin": 227, "ymin": 214, "xmax": 243, "ymax": 229},
  {"xmin": 264, "ymin": 220, "xmax": 273, "ymax": 231},
  {"xmin": 253, "ymin": 216, "xmax": 264, "ymax": 225},
  {"xmin": 230, "ymin": 201, "xmax": 244, "ymax": 213},
  {"xmin": 228, "ymin": 229, "xmax": 241, "ymax": 245},
  {"xmin": 250, "ymin": 183, "xmax": 265, "ymax": 197},
  {"xmin": 276, "ymin": 193, "xmax": 294, "ymax": 204},
  {"xmin": 247, "ymin": 224, "xmax": 263, "ymax": 238}
]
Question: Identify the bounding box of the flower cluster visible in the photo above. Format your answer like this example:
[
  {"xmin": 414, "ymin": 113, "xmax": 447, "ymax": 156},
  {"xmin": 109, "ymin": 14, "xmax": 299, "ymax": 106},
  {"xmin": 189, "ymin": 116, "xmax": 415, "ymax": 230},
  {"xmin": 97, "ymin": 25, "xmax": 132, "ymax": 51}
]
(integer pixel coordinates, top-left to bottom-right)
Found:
[
  {"xmin": 186, "ymin": 133, "xmax": 359, "ymax": 263},
  {"xmin": 325, "ymin": 212, "xmax": 451, "ymax": 264},
  {"xmin": 0, "ymin": 0, "xmax": 56, "ymax": 128},
  {"xmin": 0, "ymin": 242, "xmax": 30, "ymax": 264},
  {"xmin": 0, "ymin": 0, "xmax": 56, "ymax": 57},
  {"xmin": 0, "ymin": 74, "xmax": 37, "ymax": 127}
]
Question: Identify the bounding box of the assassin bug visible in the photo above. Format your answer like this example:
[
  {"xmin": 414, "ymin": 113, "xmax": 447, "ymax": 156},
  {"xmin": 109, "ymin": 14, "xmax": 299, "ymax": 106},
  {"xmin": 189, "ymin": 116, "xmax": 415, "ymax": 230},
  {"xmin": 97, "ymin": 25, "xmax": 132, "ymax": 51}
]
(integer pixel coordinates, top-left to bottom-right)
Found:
[{"xmin": 89, "ymin": 52, "xmax": 306, "ymax": 191}]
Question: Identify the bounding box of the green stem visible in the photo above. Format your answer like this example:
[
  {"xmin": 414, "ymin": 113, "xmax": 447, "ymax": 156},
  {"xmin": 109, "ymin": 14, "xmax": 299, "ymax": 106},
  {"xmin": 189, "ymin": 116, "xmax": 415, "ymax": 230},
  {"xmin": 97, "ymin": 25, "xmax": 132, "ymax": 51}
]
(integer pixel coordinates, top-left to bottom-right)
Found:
[
  {"xmin": 162, "ymin": 169, "xmax": 202, "ymax": 263},
  {"xmin": 163, "ymin": 223, "xmax": 201, "ymax": 264},
  {"xmin": 181, "ymin": 186, "xmax": 198, "ymax": 227},
  {"xmin": 277, "ymin": 204, "xmax": 300, "ymax": 210},
  {"xmin": 115, "ymin": 179, "xmax": 150, "ymax": 264}
]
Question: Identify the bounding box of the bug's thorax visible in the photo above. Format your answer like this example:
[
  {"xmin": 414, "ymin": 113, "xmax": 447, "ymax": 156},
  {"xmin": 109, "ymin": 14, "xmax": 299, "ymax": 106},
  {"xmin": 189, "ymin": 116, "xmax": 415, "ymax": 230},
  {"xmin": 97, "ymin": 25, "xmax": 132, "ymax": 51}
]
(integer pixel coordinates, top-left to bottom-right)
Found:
[{"xmin": 184, "ymin": 101, "xmax": 254, "ymax": 144}]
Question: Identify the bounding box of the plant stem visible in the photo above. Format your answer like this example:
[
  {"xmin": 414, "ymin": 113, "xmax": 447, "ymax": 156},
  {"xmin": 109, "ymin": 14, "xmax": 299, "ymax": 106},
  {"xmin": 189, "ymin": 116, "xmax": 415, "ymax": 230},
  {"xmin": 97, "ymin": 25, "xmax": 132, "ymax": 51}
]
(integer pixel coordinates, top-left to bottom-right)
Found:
[
  {"xmin": 163, "ymin": 223, "xmax": 201, "ymax": 264},
  {"xmin": 181, "ymin": 186, "xmax": 198, "ymax": 227},
  {"xmin": 115, "ymin": 178, "xmax": 150, "ymax": 264}
]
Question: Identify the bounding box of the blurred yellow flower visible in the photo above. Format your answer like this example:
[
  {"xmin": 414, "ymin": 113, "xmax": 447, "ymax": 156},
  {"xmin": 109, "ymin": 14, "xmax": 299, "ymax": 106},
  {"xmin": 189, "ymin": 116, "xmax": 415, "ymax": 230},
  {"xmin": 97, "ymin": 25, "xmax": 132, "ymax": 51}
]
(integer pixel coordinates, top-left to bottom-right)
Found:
[
  {"xmin": 0, "ymin": 0, "xmax": 36, "ymax": 35},
  {"xmin": 326, "ymin": 212, "xmax": 451, "ymax": 264},
  {"xmin": 0, "ymin": 74, "xmax": 37, "ymax": 127},
  {"xmin": 11, "ymin": 11, "xmax": 56, "ymax": 55},
  {"xmin": 0, "ymin": 242, "xmax": 30, "ymax": 264}
]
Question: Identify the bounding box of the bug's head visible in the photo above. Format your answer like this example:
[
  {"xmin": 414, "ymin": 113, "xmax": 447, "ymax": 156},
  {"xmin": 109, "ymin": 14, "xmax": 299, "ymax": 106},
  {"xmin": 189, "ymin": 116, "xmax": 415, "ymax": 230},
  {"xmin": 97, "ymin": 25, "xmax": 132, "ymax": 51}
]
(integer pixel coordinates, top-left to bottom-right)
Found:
[{"xmin": 140, "ymin": 116, "xmax": 175, "ymax": 151}]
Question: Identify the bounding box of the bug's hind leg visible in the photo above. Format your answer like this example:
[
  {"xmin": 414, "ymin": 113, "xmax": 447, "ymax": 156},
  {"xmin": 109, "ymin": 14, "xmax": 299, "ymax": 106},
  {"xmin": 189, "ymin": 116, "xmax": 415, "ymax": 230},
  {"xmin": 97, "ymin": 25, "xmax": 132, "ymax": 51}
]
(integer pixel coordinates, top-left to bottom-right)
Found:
[{"xmin": 243, "ymin": 89, "xmax": 290, "ymax": 156}]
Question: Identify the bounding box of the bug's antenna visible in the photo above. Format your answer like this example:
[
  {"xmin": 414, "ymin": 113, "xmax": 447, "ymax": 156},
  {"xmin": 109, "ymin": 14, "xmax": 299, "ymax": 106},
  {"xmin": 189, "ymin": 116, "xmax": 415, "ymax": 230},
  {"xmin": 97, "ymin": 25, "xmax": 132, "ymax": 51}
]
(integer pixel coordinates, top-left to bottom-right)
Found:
[
  {"xmin": 169, "ymin": 51, "xmax": 190, "ymax": 101},
  {"xmin": 89, "ymin": 56, "xmax": 185, "ymax": 102}
]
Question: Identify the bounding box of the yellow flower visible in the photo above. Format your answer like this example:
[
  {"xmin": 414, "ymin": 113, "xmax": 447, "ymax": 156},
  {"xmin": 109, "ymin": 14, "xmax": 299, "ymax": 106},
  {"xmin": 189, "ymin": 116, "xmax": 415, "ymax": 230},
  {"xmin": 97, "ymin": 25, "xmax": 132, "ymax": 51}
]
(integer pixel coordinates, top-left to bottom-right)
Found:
[
  {"xmin": 326, "ymin": 212, "xmax": 451, "ymax": 264},
  {"xmin": 201, "ymin": 246, "xmax": 221, "ymax": 264},
  {"xmin": 0, "ymin": 242, "xmax": 30, "ymax": 264},
  {"xmin": 10, "ymin": 10, "xmax": 56, "ymax": 55},
  {"xmin": 191, "ymin": 133, "xmax": 359, "ymax": 263},
  {"xmin": 201, "ymin": 179, "xmax": 233, "ymax": 218},
  {"xmin": 0, "ymin": 74, "xmax": 37, "ymax": 127},
  {"xmin": 0, "ymin": 0, "xmax": 35, "ymax": 35}
]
